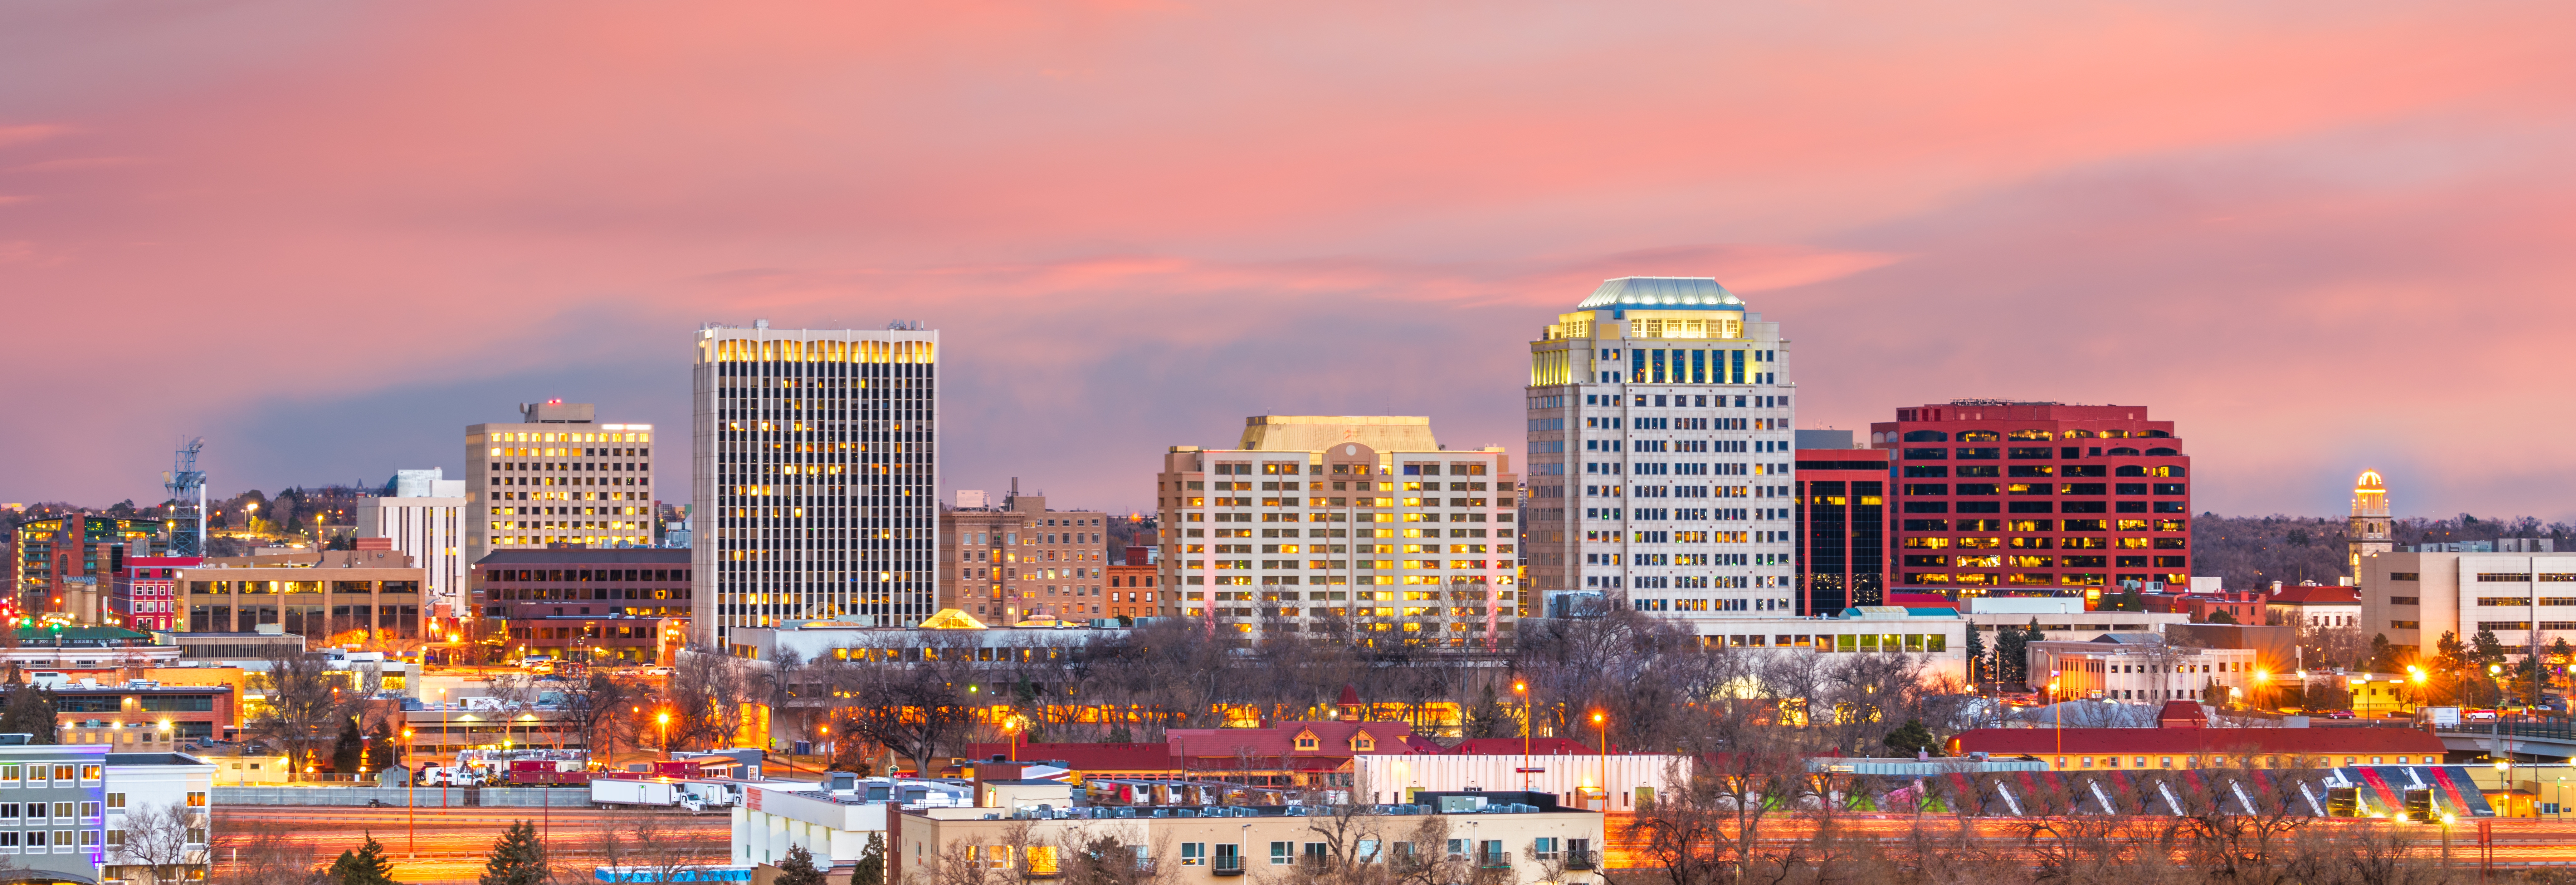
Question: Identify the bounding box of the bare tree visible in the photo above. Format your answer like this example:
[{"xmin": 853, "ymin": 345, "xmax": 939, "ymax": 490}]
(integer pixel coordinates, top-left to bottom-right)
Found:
[
  {"xmin": 209, "ymin": 820, "xmax": 329, "ymax": 885},
  {"xmin": 666, "ymin": 649, "xmax": 752, "ymax": 751},
  {"xmin": 244, "ymin": 648, "xmax": 342, "ymax": 776},
  {"xmin": 115, "ymin": 800, "xmax": 210, "ymax": 885}
]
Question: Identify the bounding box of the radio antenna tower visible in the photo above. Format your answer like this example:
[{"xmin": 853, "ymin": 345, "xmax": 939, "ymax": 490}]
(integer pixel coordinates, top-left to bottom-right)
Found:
[{"xmin": 163, "ymin": 438, "xmax": 208, "ymax": 557}]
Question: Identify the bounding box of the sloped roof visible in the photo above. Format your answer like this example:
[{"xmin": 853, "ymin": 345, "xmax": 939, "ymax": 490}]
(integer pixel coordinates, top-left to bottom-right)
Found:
[
  {"xmin": 2270, "ymin": 585, "xmax": 2361, "ymax": 605},
  {"xmin": 1951, "ymin": 727, "xmax": 2444, "ymax": 756},
  {"xmin": 1167, "ymin": 721, "xmax": 1428, "ymax": 760},
  {"xmin": 964, "ymin": 742, "xmax": 1177, "ymax": 773},
  {"xmin": 919, "ymin": 609, "xmax": 987, "ymax": 630},
  {"xmin": 1448, "ymin": 737, "xmax": 1597, "ymax": 755}
]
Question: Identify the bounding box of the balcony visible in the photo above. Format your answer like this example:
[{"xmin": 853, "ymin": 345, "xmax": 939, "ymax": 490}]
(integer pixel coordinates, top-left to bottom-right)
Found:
[
  {"xmin": 1477, "ymin": 852, "xmax": 1513, "ymax": 869},
  {"xmin": 1565, "ymin": 850, "xmax": 1598, "ymax": 871},
  {"xmin": 1212, "ymin": 859, "xmax": 1245, "ymax": 877}
]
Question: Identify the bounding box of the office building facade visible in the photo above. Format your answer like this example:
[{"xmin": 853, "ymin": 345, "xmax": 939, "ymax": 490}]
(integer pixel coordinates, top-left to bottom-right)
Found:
[
  {"xmin": 1793, "ymin": 446, "xmax": 1890, "ymax": 614},
  {"xmin": 1522, "ymin": 277, "xmax": 1799, "ymax": 618},
  {"xmin": 692, "ymin": 322, "xmax": 940, "ymax": 646},
  {"xmin": 1870, "ymin": 401, "xmax": 2191, "ymax": 595},
  {"xmin": 12, "ymin": 516, "xmax": 171, "ymax": 618},
  {"xmin": 464, "ymin": 401, "xmax": 658, "ymax": 567},
  {"xmin": 2361, "ymin": 550, "xmax": 2576, "ymax": 661},
  {"xmin": 176, "ymin": 550, "xmax": 426, "ymax": 641},
  {"xmin": 470, "ymin": 547, "xmax": 690, "ymax": 664},
  {"xmin": 1155, "ymin": 416, "xmax": 1518, "ymax": 645},
  {"xmin": 938, "ymin": 491, "xmax": 1109, "ymax": 623},
  {"xmin": 358, "ymin": 468, "xmax": 468, "ymax": 622}
]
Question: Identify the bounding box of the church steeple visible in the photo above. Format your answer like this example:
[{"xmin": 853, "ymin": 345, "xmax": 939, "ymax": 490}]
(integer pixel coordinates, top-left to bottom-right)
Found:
[{"xmin": 2349, "ymin": 470, "xmax": 2392, "ymax": 578}]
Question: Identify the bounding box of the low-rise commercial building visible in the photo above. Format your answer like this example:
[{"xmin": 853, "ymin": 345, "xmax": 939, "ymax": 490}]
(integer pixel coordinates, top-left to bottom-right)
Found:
[
  {"xmin": 1949, "ymin": 717, "xmax": 2447, "ymax": 772},
  {"xmin": 175, "ymin": 550, "xmax": 427, "ymax": 643},
  {"xmin": 471, "ymin": 547, "xmax": 691, "ymax": 665},
  {"xmin": 2265, "ymin": 583, "xmax": 2362, "ymax": 629},
  {"xmin": 0, "ymin": 741, "xmax": 214, "ymax": 884},
  {"xmin": 881, "ymin": 791, "xmax": 1603, "ymax": 885},
  {"xmin": 2023, "ymin": 634, "xmax": 2258, "ymax": 702}
]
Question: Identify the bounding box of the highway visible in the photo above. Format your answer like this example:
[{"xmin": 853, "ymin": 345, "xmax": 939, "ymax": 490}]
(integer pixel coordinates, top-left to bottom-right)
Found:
[{"xmin": 213, "ymin": 805, "xmax": 732, "ymax": 884}]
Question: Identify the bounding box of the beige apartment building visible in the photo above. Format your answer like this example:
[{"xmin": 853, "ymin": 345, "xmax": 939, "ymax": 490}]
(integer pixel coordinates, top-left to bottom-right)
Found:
[
  {"xmin": 463, "ymin": 401, "xmax": 659, "ymax": 565},
  {"xmin": 1156, "ymin": 416, "xmax": 1520, "ymax": 645},
  {"xmin": 880, "ymin": 792, "xmax": 1603, "ymax": 885},
  {"xmin": 939, "ymin": 487, "xmax": 1109, "ymax": 623},
  {"xmin": 177, "ymin": 548, "xmax": 428, "ymax": 642}
]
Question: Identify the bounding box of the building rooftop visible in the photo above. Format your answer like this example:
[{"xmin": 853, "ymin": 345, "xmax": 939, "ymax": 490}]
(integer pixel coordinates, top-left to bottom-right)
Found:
[
  {"xmin": 474, "ymin": 548, "xmax": 691, "ymax": 565},
  {"xmin": 1574, "ymin": 277, "xmax": 1744, "ymax": 311},
  {"xmin": 1951, "ymin": 726, "xmax": 2444, "ymax": 756}
]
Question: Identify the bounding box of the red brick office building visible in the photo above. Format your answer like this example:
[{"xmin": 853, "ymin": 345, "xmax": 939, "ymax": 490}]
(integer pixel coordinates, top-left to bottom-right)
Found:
[
  {"xmin": 1870, "ymin": 401, "xmax": 2190, "ymax": 597},
  {"xmin": 471, "ymin": 546, "xmax": 690, "ymax": 664}
]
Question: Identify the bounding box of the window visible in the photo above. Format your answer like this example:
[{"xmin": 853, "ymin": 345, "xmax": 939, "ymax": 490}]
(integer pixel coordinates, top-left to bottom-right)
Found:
[
  {"xmin": 78, "ymin": 803, "xmax": 97, "ymax": 819},
  {"xmin": 185, "ymin": 792, "xmax": 207, "ymax": 808},
  {"xmin": 104, "ymin": 794, "xmax": 123, "ymax": 810},
  {"xmin": 1272, "ymin": 842, "xmax": 1293, "ymax": 865},
  {"xmin": 77, "ymin": 766, "xmax": 98, "ymax": 783},
  {"xmin": 2479, "ymin": 573, "xmax": 2534, "ymax": 583},
  {"xmin": 2391, "ymin": 620, "xmax": 2419, "ymax": 629},
  {"xmin": 1533, "ymin": 838, "xmax": 1560, "ymax": 860},
  {"xmin": 1182, "ymin": 843, "xmax": 1207, "ymax": 866},
  {"xmin": 1214, "ymin": 844, "xmax": 1242, "ymax": 871},
  {"xmin": 2389, "ymin": 573, "xmax": 2420, "ymax": 582}
]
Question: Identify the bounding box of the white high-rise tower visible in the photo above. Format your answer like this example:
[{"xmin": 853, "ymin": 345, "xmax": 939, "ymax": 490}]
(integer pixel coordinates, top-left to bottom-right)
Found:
[
  {"xmin": 1523, "ymin": 278, "xmax": 1798, "ymax": 618},
  {"xmin": 692, "ymin": 321, "xmax": 941, "ymax": 646}
]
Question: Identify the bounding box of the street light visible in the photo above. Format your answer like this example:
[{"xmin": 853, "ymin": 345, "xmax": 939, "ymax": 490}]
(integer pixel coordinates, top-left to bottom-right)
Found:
[
  {"xmin": 1591, "ymin": 711, "xmax": 1607, "ymax": 810},
  {"xmin": 658, "ymin": 711, "xmax": 671, "ymax": 760},
  {"xmin": 1514, "ymin": 681, "xmax": 1531, "ymax": 790},
  {"xmin": 402, "ymin": 727, "xmax": 416, "ymax": 858}
]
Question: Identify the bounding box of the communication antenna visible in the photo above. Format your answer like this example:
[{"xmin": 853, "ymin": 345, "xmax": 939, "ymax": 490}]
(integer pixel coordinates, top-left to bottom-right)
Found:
[{"xmin": 163, "ymin": 438, "xmax": 208, "ymax": 557}]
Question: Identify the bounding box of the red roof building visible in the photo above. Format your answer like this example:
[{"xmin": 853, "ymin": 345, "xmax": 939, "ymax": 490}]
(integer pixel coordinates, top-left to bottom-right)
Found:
[
  {"xmin": 1447, "ymin": 737, "xmax": 1597, "ymax": 755},
  {"xmin": 1949, "ymin": 726, "xmax": 2445, "ymax": 771},
  {"xmin": 963, "ymin": 742, "xmax": 1180, "ymax": 778},
  {"xmin": 1164, "ymin": 721, "xmax": 1438, "ymax": 787}
]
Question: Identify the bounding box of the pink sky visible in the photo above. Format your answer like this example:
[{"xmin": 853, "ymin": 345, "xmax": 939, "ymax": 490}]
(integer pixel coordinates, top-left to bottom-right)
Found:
[{"xmin": 4, "ymin": 2, "xmax": 2573, "ymax": 520}]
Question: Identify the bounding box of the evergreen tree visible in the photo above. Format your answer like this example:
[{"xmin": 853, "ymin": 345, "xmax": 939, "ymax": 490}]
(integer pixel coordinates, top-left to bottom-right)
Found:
[
  {"xmin": 1963, "ymin": 624, "xmax": 1986, "ymax": 690},
  {"xmin": 0, "ymin": 685, "xmax": 58, "ymax": 744},
  {"xmin": 1460, "ymin": 683, "xmax": 1512, "ymax": 739},
  {"xmin": 1881, "ymin": 719, "xmax": 1937, "ymax": 756},
  {"xmin": 852, "ymin": 833, "xmax": 887, "ymax": 885},
  {"xmin": 776, "ymin": 844, "xmax": 829, "ymax": 885},
  {"xmin": 1994, "ymin": 620, "xmax": 2033, "ymax": 690},
  {"xmin": 2207, "ymin": 609, "xmax": 2240, "ymax": 625},
  {"xmin": 329, "ymin": 717, "xmax": 365, "ymax": 773},
  {"xmin": 480, "ymin": 820, "xmax": 547, "ymax": 885},
  {"xmin": 327, "ymin": 832, "xmax": 399, "ymax": 885}
]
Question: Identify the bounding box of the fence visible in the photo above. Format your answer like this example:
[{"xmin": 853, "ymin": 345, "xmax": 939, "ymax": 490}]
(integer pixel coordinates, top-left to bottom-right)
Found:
[{"xmin": 213, "ymin": 785, "xmax": 592, "ymax": 807}]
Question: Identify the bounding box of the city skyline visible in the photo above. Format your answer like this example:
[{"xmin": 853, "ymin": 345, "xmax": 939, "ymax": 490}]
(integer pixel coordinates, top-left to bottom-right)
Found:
[{"xmin": 7, "ymin": 4, "xmax": 2576, "ymax": 521}]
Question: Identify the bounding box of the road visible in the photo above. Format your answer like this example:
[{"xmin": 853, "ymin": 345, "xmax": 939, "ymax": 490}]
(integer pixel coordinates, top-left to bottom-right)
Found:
[
  {"xmin": 1595, "ymin": 812, "xmax": 2576, "ymax": 870},
  {"xmin": 213, "ymin": 805, "xmax": 732, "ymax": 884}
]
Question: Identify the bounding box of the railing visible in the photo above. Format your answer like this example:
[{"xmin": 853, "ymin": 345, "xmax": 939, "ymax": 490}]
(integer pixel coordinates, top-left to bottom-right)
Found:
[
  {"xmin": 1564, "ymin": 850, "xmax": 1598, "ymax": 871},
  {"xmin": 2438, "ymin": 716, "xmax": 2576, "ymax": 743},
  {"xmin": 1212, "ymin": 858, "xmax": 1245, "ymax": 877},
  {"xmin": 1021, "ymin": 864, "xmax": 1061, "ymax": 879},
  {"xmin": 1478, "ymin": 851, "xmax": 1513, "ymax": 869}
]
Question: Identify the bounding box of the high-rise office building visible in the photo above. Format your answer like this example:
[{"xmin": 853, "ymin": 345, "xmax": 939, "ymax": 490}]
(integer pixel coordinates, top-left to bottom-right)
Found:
[
  {"xmin": 1869, "ymin": 401, "xmax": 2191, "ymax": 596},
  {"xmin": 465, "ymin": 401, "xmax": 659, "ymax": 566},
  {"xmin": 939, "ymin": 488, "xmax": 1109, "ymax": 623},
  {"xmin": 359, "ymin": 468, "xmax": 468, "ymax": 623},
  {"xmin": 693, "ymin": 321, "xmax": 940, "ymax": 645},
  {"xmin": 2349, "ymin": 470, "xmax": 2393, "ymax": 577},
  {"xmin": 12, "ymin": 514, "xmax": 170, "ymax": 617},
  {"xmin": 1154, "ymin": 415, "xmax": 1519, "ymax": 645},
  {"xmin": 1522, "ymin": 277, "xmax": 1798, "ymax": 618},
  {"xmin": 1791, "ymin": 433, "xmax": 1890, "ymax": 615}
]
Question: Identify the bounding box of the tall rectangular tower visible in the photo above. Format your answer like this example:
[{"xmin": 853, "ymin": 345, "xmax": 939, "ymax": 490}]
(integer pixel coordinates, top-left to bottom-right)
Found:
[
  {"xmin": 692, "ymin": 321, "xmax": 940, "ymax": 646},
  {"xmin": 359, "ymin": 468, "xmax": 469, "ymax": 622},
  {"xmin": 1523, "ymin": 277, "xmax": 1797, "ymax": 619},
  {"xmin": 1869, "ymin": 401, "xmax": 2190, "ymax": 599},
  {"xmin": 465, "ymin": 402, "xmax": 659, "ymax": 568}
]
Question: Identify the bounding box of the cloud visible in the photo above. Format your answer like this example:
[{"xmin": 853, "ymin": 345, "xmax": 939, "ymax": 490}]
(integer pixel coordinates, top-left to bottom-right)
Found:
[
  {"xmin": 0, "ymin": 125, "xmax": 71, "ymax": 148},
  {"xmin": 1, "ymin": 1, "xmax": 2573, "ymax": 520}
]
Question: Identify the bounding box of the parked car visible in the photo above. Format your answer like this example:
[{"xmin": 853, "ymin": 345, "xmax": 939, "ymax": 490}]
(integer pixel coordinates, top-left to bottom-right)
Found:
[
  {"xmin": 2464, "ymin": 709, "xmax": 2499, "ymax": 723},
  {"xmin": 2325, "ymin": 710, "xmax": 2355, "ymax": 719}
]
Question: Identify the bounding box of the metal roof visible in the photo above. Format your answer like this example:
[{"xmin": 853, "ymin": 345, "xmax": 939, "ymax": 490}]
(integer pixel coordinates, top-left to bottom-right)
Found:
[{"xmin": 1574, "ymin": 277, "xmax": 1745, "ymax": 311}]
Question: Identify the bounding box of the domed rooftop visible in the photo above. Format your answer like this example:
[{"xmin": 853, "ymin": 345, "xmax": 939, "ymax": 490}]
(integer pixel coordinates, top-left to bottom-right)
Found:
[
  {"xmin": 1576, "ymin": 277, "xmax": 1744, "ymax": 311},
  {"xmin": 2356, "ymin": 470, "xmax": 2386, "ymax": 490}
]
